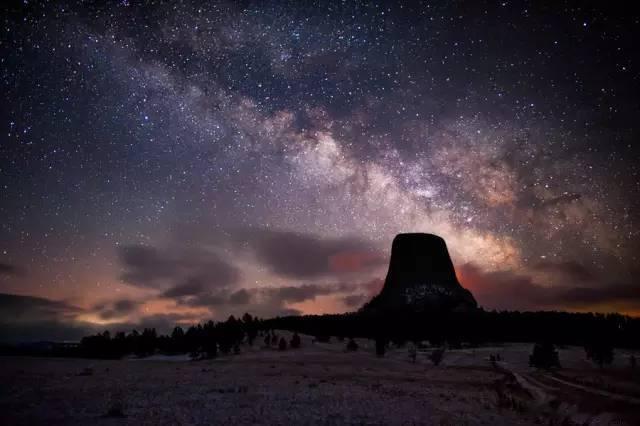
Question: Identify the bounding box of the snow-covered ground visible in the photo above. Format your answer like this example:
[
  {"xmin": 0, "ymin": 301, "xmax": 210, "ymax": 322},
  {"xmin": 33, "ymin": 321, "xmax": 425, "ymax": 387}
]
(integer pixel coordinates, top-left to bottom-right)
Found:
[{"xmin": 1, "ymin": 335, "xmax": 638, "ymax": 425}]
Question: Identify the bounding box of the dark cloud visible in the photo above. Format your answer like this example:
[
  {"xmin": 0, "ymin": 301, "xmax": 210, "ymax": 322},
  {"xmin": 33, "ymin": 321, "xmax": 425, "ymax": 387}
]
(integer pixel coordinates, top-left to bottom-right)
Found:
[
  {"xmin": 127, "ymin": 228, "xmax": 384, "ymax": 319},
  {"xmin": 176, "ymin": 283, "xmax": 356, "ymax": 308},
  {"xmin": 161, "ymin": 278, "xmax": 206, "ymax": 298},
  {"xmin": 360, "ymin": 278, "xmax": 384, "ymax": 296},
  {"xmin": 118, "ymin": 244, "xmax": 239, "ymax": 290},
  {"xmin": 168, "ymin": 287, "xmax": 250, "ymax": 309},
  {"xmin": 273, "ymin": 308, "xmax": 303, "ymax": 317},
  {"xmin": 228, "ymin": 288, "xmax": 251, "ymax": 305},
  {"xmin": 0, "ymin": 262, "xmax": 23, "ymax": 277},
  {"xmin": 93, "ymin": 298, "xmax": 140, "ymax": 320},
  {"xmin": 115, "ymin": 313, "xmax": 199, "ymax": 334},
  {"xmin": 233, "ymin": 228, "xmax": 385, "ymax": 279},
  {"xmin": 342, "ymin": 294, "xmax": 368, "ymax": 308},
  {"xmin": 113, "ymin": 299, "xmax": 137, "ymax": 314},
  {"xmin": 0, "ymin": 293, "xmax": 82, "ymax": 323},
  {"xmin": 533, "ymin": 260, "xmax": 595, "ymax": 282},
  {"xmin": 0, "ymin": 293, "xmax": 203, "ymax": 342},
  {"xmin": 119, "ymin": 246, "xmax": 175, "ymax": 287},
  {"xmin": 458, "ymin": 264, "xmax": 551, "ymax": 311},
  {"xmin": 193, "ymin": 292, "xmax": 228, "ymax": 307},
  {"xmin": 0, "ymin": 293, "xmax": 89, "ymax": 342},
  {"xmin": 264, "ymin": 283, "xmax": 356, "ymax": 303},
  {"xmin": 458, "ymin": 263, "xmax": 640, "ymax": 312},
  {"xmin": 0, "ymin": 321, "xmax": 93, "ymax": 344},
  {"xmin": 557, "ymin": 283, "xmax": 640, "ymax": 306},
  {"xmin": 166, "ymin": 225, "xmax": 386, "ymax": 280},
  {"xmin": 168, "ymin": 282, "xmax": 359, "ymax": 319}
]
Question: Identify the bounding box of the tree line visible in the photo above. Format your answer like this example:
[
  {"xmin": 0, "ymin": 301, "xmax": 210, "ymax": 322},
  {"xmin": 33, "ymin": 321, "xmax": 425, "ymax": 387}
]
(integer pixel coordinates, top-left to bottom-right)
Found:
[
  {"xmin": 1, "ymin": 309, "xmax": 638, "ymax": 360},
  {"xmin": 80, "ymin": 313, "xmax": 260, "ymax": 359},
  {"xmin": 264, "ymin": 309, "xmax": 639, "ymax": 350}
]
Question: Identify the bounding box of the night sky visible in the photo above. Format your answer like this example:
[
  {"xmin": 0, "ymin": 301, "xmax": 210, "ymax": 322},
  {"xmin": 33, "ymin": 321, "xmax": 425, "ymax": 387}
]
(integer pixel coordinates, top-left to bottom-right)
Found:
[{"xmin": 1, "ymin": 1, "xmax": 639, "ymax": 340}]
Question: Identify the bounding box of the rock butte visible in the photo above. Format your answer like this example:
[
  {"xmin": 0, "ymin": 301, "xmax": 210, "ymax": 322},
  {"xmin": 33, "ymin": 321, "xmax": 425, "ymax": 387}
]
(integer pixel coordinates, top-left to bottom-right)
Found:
[{"xmin": 362, "ymin": 233, "xmax": 477, "ymax": 313}]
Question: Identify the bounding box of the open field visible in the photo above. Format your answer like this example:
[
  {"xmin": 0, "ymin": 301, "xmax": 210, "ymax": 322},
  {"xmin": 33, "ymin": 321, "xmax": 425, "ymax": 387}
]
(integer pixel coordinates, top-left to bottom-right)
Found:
[{"xmin": 1, "ymin": 334, "xmax": 639, "ymax": 425}]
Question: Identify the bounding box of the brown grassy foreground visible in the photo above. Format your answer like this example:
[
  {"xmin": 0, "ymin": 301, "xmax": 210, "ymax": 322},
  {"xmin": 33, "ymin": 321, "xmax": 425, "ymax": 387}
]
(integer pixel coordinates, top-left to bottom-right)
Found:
[{"xmin": 1, "ymin": 335, "xmax": 638, "ymax": 425}]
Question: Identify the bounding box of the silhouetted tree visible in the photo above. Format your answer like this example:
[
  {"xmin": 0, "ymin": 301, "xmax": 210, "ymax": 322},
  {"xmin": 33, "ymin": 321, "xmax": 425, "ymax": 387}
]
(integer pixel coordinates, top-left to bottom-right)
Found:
[
  {"xmin": 185, "ymin": 325, "xmax": 202, "ymax": 356},
  {"xmin": 529, "ymin": 342, "xmax": 560, "ymax": 369},
  {"xmin": 346, "ymin": 338, "xmax": 359, "ymax": 352},
  {"xmin": 135, "ymin": 328, "xmax": 157, "ymax": 357},
  {"xmin": 585, "ymin": 338, "xmax": 614, "ymax": 368},
  {"xmin": 290, "ymin": 332, "xmax": 301, "ymax": 349},
  {"xmin": 408, "ymin": 343, "xmax": 417, "ymax": 363},
  {"xmin": 202, "ymin": 321, "xmax": 218, "ymax": 359},
  {"xmin": 262, "ymin": 310, "xmax": 640, "ymax": 351},
  {"xmin": 170, "ymin": 326, "xmax": 185, "ymax": 353},
  {"xmin": 71, "ymin": 308, "xmax": 640, "ymax": 361},
  {"xmin": 112, "ymin": 331, "xmax": 127, "ymax": 357},
  {"xmin": 278, "ymin": 337, "xmax": 287, "ymax": 351},
  {"xmin": 429, "ymin": 348, "xmax": 445, "ymax": 366},
  {"xmin": 243, "ymin": 313, "xmax": 257, "ymax": 346},
  {"xmin": 81, "ymin": 331, "xmax": 113, "ymax": 358}
]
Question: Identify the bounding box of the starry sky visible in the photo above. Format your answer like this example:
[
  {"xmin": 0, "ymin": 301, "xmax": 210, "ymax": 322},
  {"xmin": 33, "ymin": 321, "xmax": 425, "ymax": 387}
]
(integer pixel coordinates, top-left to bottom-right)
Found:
[{"xmin": 1, "ymin": 1, "xmax": 639, "ymax": 340}]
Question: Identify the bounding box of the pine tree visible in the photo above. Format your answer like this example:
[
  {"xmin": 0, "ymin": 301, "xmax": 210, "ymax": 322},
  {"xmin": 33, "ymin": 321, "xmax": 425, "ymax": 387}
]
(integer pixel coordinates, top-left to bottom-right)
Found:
[
  {"xmin": 429, "ymin": 348, "xmax": 444, "ymax": 366},
  {"xmin": 278, "ymin": 337, "xmax": 287, "ymax": 351},
  {"xmin": 346, "ymin": 338, "xmax": 359, "ymax": 352},
  {"xmin": 585, "ymin": 338, "xmax": 614, "ymax": 368},
  {"xmin": 529, "ymin": 342, "xmax": 560, "ymax": 369},
  {"xmin": 290, "ymin": 332, "xmax": 301, "ymax": 349}
]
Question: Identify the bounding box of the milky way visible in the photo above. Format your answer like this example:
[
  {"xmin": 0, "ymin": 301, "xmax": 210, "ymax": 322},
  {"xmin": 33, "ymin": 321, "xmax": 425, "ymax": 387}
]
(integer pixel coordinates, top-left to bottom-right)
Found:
[{"xmin": 1, "ymin": 1, "xmax": 639, "ymax": 337}]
